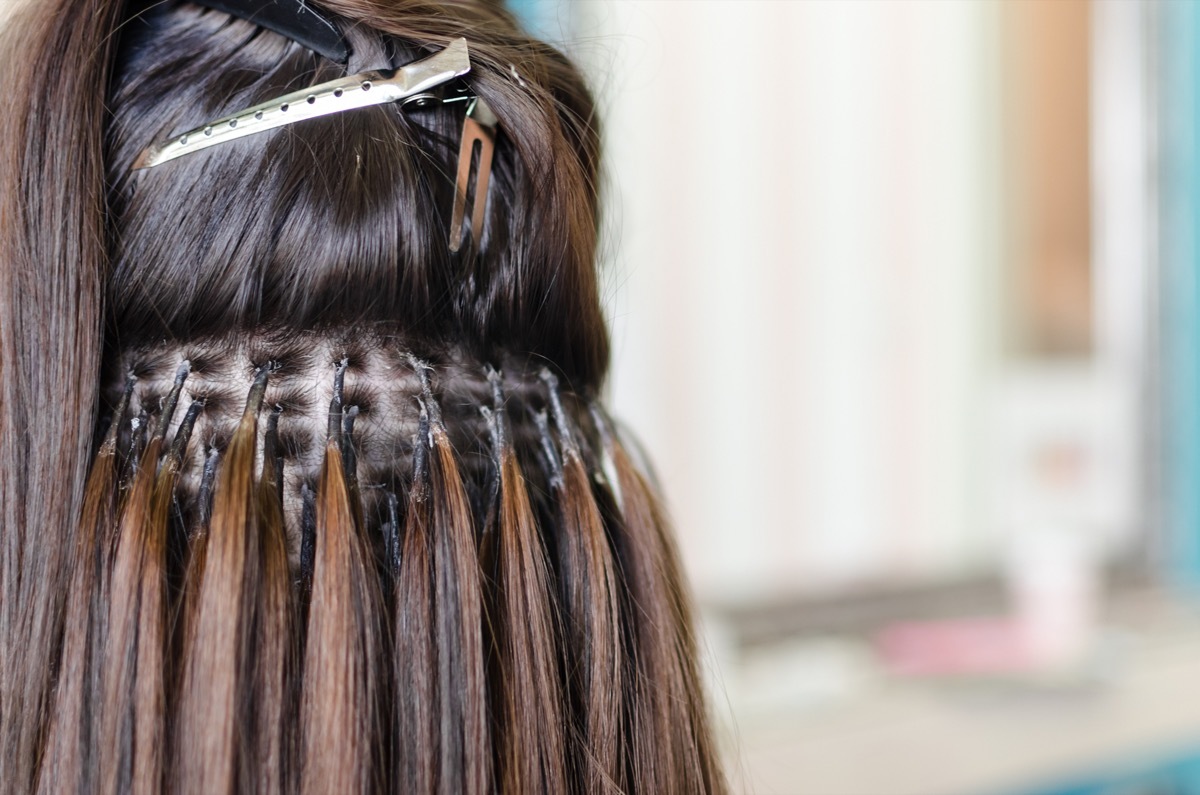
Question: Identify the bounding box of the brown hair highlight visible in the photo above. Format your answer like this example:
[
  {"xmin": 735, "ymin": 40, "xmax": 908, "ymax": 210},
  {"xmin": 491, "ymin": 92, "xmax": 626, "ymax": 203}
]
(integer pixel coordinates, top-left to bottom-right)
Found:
[
  {"xmin": 482, "ymin": 371, "xmax": 568, "ymax": 794},
  {"xmin": 301, "ymin": 376, "xmax": 383, "ymax": 794},
  {"xmin": 173, "ymin": 367, "xmax": 267, "ymax": 792}
]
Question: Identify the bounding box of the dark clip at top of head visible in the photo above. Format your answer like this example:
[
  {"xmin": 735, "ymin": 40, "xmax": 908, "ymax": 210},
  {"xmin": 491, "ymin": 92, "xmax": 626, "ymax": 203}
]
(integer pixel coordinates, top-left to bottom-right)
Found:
[{"xmin": 190, "ymin": 0, "xmax": 350, "ymax": 64}]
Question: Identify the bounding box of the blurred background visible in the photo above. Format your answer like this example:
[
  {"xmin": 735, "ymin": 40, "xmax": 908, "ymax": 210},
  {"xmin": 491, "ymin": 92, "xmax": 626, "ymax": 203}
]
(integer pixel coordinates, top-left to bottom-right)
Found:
[{"xmin": 512, "ymin": 1, "xmax": 1200, "ymax": 793}]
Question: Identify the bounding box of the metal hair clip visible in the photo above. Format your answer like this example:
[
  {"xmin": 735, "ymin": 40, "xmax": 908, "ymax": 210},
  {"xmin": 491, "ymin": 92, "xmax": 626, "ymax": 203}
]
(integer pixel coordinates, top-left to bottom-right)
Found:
[
  {"xmin": 132, "ymin": 38, "xmax": 472, "ymax": 170},
  {"xmin": 449, "ymin": 96, "xmax": 499, "ymax": 253}
]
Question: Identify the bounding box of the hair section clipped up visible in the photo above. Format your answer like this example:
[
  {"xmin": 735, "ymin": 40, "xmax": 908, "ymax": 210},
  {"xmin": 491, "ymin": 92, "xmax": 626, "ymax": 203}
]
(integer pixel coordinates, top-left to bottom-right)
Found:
[{"xmin": 0, "ymin": 0, "xmax": 726, "ymax": 793}]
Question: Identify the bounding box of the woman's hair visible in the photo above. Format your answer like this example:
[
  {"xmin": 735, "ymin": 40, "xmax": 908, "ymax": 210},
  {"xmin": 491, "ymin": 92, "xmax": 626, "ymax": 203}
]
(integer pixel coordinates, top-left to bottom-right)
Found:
[{"xmin": 0, "ymin": 0, "xmax": 724, "ymax": 792}]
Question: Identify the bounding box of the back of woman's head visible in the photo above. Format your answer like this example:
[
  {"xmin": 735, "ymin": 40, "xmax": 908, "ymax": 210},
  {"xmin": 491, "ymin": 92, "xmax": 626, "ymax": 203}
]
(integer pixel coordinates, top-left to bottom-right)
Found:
[{"xmin": 0, "ymin": 1, "xmax": 724, "ymax": 792}]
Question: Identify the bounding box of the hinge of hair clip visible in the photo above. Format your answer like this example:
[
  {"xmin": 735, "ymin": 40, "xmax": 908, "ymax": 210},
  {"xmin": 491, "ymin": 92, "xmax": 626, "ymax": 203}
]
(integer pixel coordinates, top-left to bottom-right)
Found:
[{"xmin": 132, "ymin": 39, "xmax": 472, "ymax": 171}]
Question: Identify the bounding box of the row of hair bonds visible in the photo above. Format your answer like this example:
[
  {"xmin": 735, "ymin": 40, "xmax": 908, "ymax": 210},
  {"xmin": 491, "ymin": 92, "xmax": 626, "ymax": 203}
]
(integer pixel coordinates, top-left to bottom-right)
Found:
[{"xmin": 39, "ymin": 348, "xmax": 711, "ymax": 794}]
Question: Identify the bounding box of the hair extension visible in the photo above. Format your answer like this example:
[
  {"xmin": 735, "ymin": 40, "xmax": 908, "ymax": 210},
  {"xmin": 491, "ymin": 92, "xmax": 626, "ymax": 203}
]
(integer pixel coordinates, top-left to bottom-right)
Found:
[
  {"xmin": 481, "ymin": 369, "xmax": 568, "ymax": 794},
  {"xmin": 539, "ymin": 370, "xmax": 626, "ymax": 793},
  {"xmin": 253, "ymin": 404, "xmax": 294, "ymax": 793},
  {"xmin": 99, "ymin": 438, "xmax": 162, "ymax": 795},
  {"xmin": 177, "ymin": 442, "xmax": 219, "ymax": 725},
  {"xmin": 592, "ymin": 406, "xmax": 726, "ymax": 795},
  {"xmin": 99, "ymin": 362, "xmax": 190, "ymax": 794},
  {"xmin": 300, "ymin": 361, "xmax": 382, "ymax": 794},
  {"xmin": 394, "ymin": 401, "xmax": 437, "ymax": 793},
  {"xmin": 426, "ymin": 373, "xmax": 490, "ymax": 795},
  {"xmin": 173, "ymin": 365, "xmax": 268, "ymax": 793},
  {"xmin": 393, "ymin": 359, "xmax": 490, "ymax": 795}
]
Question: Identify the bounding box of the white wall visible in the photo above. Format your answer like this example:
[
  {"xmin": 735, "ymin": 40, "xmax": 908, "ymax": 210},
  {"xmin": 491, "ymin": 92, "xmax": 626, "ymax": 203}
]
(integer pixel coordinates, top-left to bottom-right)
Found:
[{"xmin": 573, "ymin": 1, "xmax": 1002, "ymax": 602}]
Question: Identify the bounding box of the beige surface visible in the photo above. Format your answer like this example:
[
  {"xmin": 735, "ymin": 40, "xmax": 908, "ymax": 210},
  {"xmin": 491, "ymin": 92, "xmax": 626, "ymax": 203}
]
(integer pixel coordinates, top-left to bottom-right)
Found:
[{"xmin": 726, "ymin": 619, "xmax": 1200, "ymax": 795}]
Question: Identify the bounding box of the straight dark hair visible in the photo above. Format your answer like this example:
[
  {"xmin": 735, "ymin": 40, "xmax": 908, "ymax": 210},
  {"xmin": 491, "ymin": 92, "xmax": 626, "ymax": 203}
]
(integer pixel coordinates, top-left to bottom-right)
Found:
[{"xmin": 0, "ymin": 1, "xmax": 725, "ymax": 792}]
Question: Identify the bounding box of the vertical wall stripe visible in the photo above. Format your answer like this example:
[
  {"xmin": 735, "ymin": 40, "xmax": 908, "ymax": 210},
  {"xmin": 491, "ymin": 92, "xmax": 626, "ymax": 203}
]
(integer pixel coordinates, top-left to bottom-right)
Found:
[{"xmin": 1159, "ymin": 2, "xmax": 1200, "ymax": 591}]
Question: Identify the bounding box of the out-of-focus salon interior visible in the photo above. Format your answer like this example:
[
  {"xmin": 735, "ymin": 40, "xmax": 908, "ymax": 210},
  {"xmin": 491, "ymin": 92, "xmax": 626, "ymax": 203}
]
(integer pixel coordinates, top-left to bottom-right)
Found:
[{"xmin": 512, "ymin": 1, "xmax": 1200, "ymax": 793}]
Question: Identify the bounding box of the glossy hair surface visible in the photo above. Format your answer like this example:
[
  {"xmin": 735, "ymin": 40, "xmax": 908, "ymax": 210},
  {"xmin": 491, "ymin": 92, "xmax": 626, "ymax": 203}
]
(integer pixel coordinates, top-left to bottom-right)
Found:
[{"xmin": 0, "ymin": 1, "xmax": 724, "ymax": 792}]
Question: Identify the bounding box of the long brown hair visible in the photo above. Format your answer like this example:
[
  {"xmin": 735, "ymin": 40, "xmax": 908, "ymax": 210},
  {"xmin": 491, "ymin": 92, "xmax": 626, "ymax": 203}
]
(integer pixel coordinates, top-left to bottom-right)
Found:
[{"xmin": 0, "ymin": 1, "xmax": 724, "ymax": 792}]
